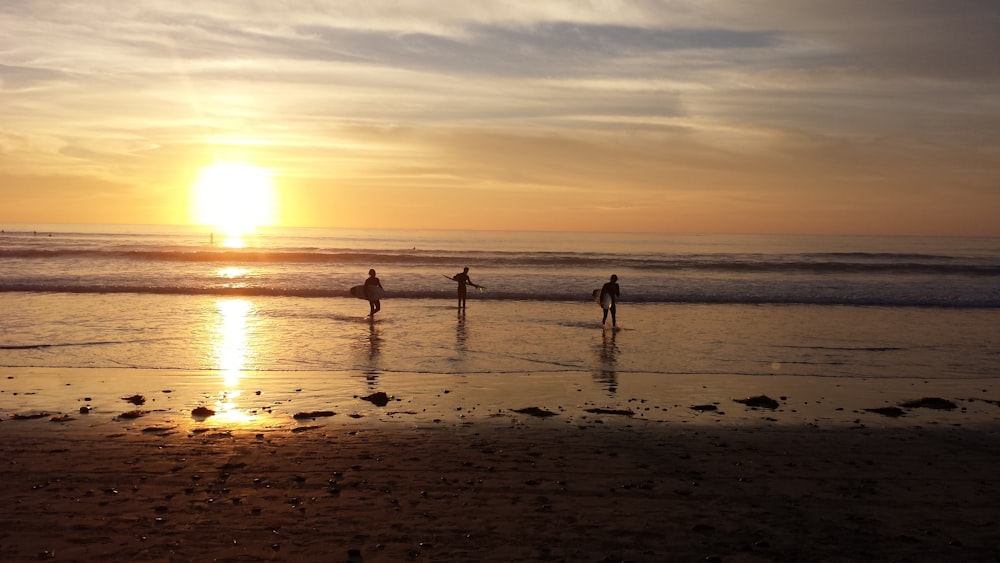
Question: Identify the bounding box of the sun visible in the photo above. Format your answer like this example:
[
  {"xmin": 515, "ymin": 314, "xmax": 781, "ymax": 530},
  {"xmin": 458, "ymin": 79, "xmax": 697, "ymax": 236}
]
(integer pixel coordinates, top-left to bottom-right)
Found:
[{"xmin": 191, "ymin": 162, "xmax": 277, "ymax": 237}]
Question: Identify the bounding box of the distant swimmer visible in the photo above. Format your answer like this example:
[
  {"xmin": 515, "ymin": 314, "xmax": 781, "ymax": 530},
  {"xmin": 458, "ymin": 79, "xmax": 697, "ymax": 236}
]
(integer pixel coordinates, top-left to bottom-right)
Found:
[
  {"xmin": 599, "ymin": 274, "xmax": 620, "ymax": 328},
  {"xmin": 451, "ymin": 267, "xmax": 482, "ymax": 309},
  {"xmin": 364, "ymin": 268, "xmax": 383, "ymax": 317}
]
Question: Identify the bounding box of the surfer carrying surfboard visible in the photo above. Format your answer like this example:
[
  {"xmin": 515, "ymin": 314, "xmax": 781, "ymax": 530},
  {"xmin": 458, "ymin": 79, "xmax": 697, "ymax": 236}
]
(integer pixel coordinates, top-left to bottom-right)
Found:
[
  {"xmin": 599, "ymin": 274, "xmax": 620, "ymax": 328},
  {"xmin": 364, "ymin": 268, "xmax": 383, "ymax": 317},
  {"xmin": 451, "ymin": 267, "xmax": 481, "ymax": 309}
]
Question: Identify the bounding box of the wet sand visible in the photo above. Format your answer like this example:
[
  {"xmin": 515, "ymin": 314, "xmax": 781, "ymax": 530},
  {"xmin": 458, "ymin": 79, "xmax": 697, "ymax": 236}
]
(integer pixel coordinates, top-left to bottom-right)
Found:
[{"xmin": 3, "ymin": 370, "xmax": 1000, "ymax": 562}]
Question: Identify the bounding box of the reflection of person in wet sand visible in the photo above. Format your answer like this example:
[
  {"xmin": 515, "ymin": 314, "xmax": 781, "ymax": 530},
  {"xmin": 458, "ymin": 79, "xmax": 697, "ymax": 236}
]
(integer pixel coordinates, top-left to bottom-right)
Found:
[
  {"xmin": 596, "ymin": 329, "xmax": 619, "ymax": 392},
  {"xmin": 367, "ymin": 321, "xmax": 381, "ymax": 362},
  {"xmin": 451, "ymin": 267, "xmax": 481, "ymax": 309},
  {"xmin": 455, "ymin": 309, "xmax": 468, "ymax": 351},
  {"xmin": 352, "ymin": 322, "xmax": 381, "ymax": 389},
  {"xmin": 364, "ymin": 269, "xmax": 383, "ymax": 318}
]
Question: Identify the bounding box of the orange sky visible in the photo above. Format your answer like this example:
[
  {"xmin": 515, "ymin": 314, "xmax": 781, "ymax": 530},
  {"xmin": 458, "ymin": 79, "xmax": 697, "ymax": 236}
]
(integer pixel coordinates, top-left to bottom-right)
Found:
[{"xmin": 2, "ymin": 1, "xmax": 999, "ymax": 235}]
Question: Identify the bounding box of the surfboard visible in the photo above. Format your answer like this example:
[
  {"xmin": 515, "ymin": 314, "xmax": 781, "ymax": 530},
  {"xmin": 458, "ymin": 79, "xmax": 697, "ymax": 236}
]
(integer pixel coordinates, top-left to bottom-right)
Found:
[
  {"xmin": 350, "ymin": 284, "xmax": 384, "ymax": 300},
  {"xmin": 444, "ymin": 274, "xmax": 485, "ymax": 292},
  {"xmin": 593, "ymin": 289, "xmax": 612, "ymax": 309}
]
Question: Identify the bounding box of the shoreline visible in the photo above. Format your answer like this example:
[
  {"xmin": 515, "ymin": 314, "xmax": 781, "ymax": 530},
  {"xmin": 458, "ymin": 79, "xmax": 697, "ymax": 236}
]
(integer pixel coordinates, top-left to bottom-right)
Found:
[
  {"xmin": 3, "ymin": 367, "xmax": 1000, "ymax": 432},
  {"xmin": 3, "ymin": 368, "xmax": 1000, "ymax": 561}
]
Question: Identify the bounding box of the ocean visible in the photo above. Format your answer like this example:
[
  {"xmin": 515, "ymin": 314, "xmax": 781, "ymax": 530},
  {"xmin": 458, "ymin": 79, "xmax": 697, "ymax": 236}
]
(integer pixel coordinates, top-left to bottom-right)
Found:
[{"xmin": 2, "ymin": 224, "xmax": 999, "ymax": 426}]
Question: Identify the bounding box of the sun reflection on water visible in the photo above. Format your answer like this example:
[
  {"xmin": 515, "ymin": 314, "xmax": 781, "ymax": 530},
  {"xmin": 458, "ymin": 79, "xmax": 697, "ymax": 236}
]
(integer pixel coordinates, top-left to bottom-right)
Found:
[
  {"xmin": 211, "ymin": 299, "xmax": 254, "ymax": 424},
  {"xmin": 217, "ymin": 266, "xmax": 249, "ymax": 279},
  {"xmin": 221, "ymin": 235, "xmax": 245, "ymax": 248}
]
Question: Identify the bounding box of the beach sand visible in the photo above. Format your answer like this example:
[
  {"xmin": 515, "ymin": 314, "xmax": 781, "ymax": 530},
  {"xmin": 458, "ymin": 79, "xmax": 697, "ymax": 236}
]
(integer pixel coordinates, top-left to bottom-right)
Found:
[{"xmin": 3, "ymin": 370, "xmax": 1000, "ymax": 562}]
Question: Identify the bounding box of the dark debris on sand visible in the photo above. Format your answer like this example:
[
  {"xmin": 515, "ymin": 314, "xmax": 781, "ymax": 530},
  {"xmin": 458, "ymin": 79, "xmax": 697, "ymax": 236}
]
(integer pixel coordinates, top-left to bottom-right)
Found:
[
  {"xmin": 293, "ymin": 411, "xmax": 336, "ymax": 419},
  {"xmin": 584, "ymin": 408, "xmax": 634, "ymax": 416},
  {"xmin": 512, "ymin": 407, "xmax": 558, "ymax": 418},
  {"xmin": 9, "ymin": 412, "xmax": 50, "ymax": 420},
  {"xmin": 191, "ymin": 406, "xmax": 216, "ymax": 418},
  {"xmin": 734, "ymin": 395, "xmax": 780, "ymax": 409},
  {"xmin": 360, "ymin": 392, "xmax": 390, "ymax": 407},
  {"xmin": 865, "ymin": 406, "xmax": 906, "ymax": 417},
  {"xmin": 116, "ymin": 410, "xmax": 147, "ymax": 420},
  {"xmin": 122, "ymin": 394, "xmax": 146, "ymax": 406},
  {"xmin": 900, "ymin": 397, "xmax": 957, "ymax": 410}
]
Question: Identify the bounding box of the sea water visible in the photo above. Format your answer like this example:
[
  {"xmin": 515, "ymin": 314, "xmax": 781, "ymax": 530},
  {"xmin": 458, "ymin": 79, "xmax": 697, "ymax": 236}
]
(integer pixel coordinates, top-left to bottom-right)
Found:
[{"xmin": 2, "ymin": 225, "xmax": 999, "ymax": 424}]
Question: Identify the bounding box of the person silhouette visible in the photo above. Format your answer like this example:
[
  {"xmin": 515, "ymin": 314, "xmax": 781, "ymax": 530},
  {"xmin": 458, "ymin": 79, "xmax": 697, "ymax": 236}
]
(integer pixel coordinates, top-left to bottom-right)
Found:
[
  {"xmin": 364, "ymin": 268, "xmax": 383, "ymax": 317},
  {"xmin": 599, "ymin": 274, "xmax": 620, "ymax": 328},
  {"xmin": 451, "ymin": 267, "xmax": 481, "ymax": 309}
]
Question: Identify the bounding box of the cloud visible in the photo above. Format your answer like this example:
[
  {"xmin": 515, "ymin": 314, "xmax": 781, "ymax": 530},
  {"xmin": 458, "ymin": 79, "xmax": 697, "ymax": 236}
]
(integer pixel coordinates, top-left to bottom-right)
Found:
[
  {"xmin": 715, "ymin": 0, "xmax": 1000, "ymax": 81},
  {"xmin": 0, "ymin": 64, "xmax": 78, "ymax": 90},
  {"xmin": 1, "ymin": 0, "xmax": 999, "ymax": 234},
  {"xmin": 292, "ymin": 22, "xmax": 781, "ymax": 78}
]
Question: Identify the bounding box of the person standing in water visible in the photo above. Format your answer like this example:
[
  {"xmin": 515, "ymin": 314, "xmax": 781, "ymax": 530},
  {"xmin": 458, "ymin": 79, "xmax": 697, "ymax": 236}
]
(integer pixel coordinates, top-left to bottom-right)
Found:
[
  {"xmin": 600, "ymin": 274, "xmax": 620, "ymax": 328},
  {"xmin": 364, "ymin": 268, "xmax": 383, "ymax": 317},
  {"xmin": 452, "ymin": 267, "xmax": 481, "ymax": 309}
]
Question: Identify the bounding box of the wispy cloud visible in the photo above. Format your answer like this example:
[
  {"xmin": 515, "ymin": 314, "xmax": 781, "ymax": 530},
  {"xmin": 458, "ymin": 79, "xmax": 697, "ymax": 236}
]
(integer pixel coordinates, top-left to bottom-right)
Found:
[{"xmin": 2, "ymin": 0, "xmax": 998, "ymax": 233}]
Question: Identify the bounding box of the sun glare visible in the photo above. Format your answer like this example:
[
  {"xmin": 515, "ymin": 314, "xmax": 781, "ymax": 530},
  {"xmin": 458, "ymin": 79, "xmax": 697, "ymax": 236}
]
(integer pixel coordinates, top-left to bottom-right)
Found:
[
  {"xmin": 212, "ymin": 299, "xmax": 253, "ymax": 424},
  {"xmin": 191, "ymin": 162, "xmax": 277, "ymax": 237}
]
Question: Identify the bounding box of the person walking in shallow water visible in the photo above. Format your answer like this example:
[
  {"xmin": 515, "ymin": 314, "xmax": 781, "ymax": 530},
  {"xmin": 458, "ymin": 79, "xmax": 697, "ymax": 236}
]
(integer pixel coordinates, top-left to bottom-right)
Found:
[
  {"xmin": 364, "ymin": 268, "xmax": 383, "ymax": 317},
  {"xmin": 600, "ymin": 274, "xmax": 620, "ymax": 328},
  {"xmin": 452, "ymin": 267, "xmax": 481, "ymax": 309}
]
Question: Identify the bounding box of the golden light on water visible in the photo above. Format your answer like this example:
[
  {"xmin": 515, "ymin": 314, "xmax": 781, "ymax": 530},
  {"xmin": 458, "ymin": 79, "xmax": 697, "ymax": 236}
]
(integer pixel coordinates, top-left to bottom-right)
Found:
[
  {"xmin": 212, "ymin": 299, "xmax": 254, "ymax": 424},
  {"xmin": 218, "ymin": 266, "xmax": 250, "ymax": 279},
  {"xmin": 221, "ymin": 235, "xmax": 246, "ymax": 248},
  {"xmin": 216, "ymin": 299, "xmax": 251, "ymax": 386}
]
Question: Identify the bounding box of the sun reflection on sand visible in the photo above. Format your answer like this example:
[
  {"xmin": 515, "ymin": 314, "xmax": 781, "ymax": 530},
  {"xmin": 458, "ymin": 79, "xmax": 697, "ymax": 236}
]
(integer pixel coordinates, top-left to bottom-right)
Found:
[{"xmin": 213, "ymin": 389, "xmax": 249, "ymax": 424}]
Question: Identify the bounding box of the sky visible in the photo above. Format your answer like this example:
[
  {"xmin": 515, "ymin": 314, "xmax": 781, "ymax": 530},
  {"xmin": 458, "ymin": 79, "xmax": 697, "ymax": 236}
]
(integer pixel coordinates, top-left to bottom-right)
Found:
[{"xmin": 2, "ymin": 0, "xmax": 999, "ymax": 235}]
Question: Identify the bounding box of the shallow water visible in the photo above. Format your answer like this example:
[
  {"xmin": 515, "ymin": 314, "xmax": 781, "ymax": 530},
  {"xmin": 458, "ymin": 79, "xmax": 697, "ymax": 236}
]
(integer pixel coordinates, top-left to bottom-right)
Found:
[
  {"xmin": 4, "ymin": 293, "xmax": 998, "ymax": 379},
  {"xmin": 3, "ymin": 293, "xmax": 999, "ymax": 430},
  {"xmin": 3, "ymin": 226, "xmax": 999, "ymax": 429}
]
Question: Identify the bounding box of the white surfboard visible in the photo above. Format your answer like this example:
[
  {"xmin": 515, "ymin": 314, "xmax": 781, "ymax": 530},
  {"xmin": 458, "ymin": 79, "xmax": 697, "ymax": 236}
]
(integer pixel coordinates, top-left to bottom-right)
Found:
[
  {"xmin": 350, "ymin": 284, "xmax": 384, "ymax": 300},
  {"xmin": 593, "ymin": 288, "xmax": 611, "ymax": 309}
]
